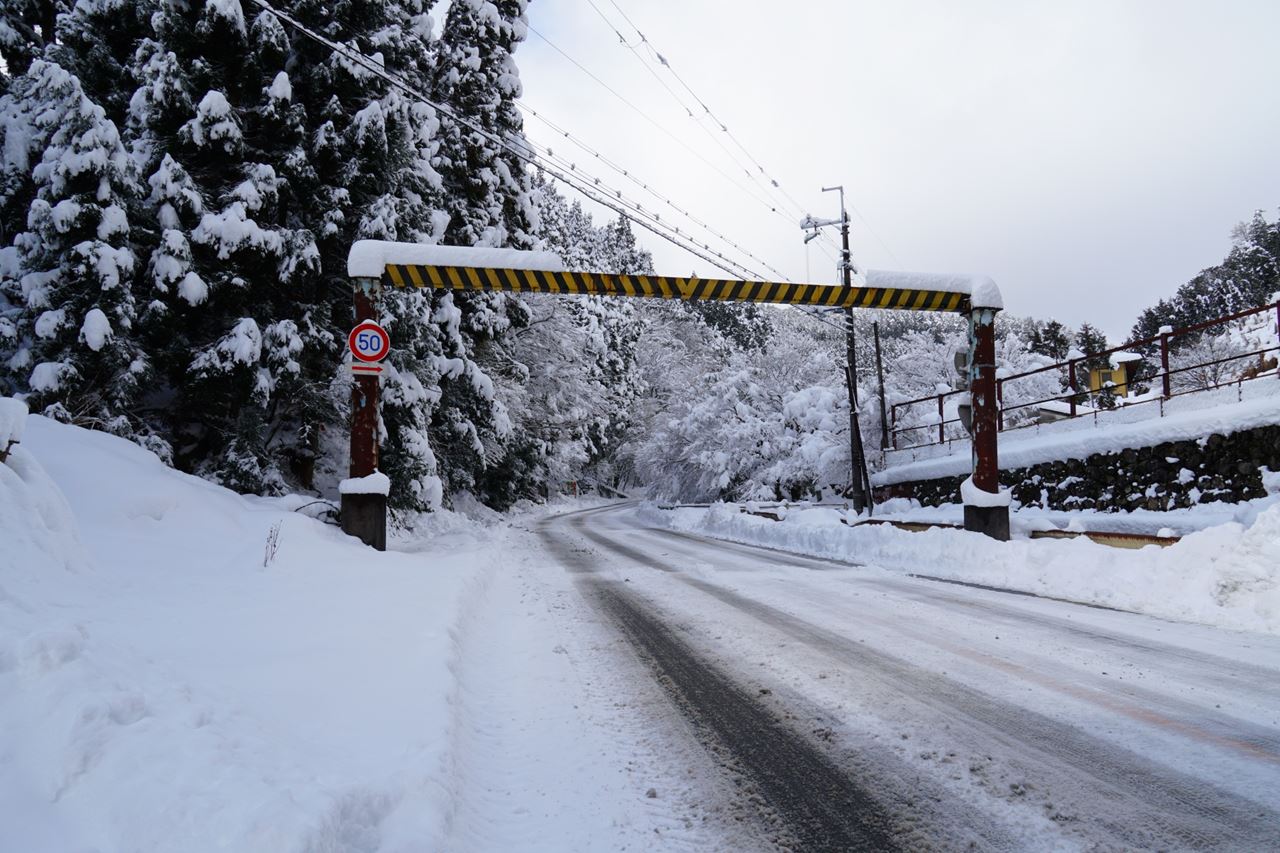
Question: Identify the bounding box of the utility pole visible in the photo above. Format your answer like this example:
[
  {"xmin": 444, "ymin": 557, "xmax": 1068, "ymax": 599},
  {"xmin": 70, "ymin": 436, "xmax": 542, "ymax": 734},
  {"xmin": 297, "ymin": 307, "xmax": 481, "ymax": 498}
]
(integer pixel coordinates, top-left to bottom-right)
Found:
[
  {"xmin": 802, "ymin": 187, "xmax": 871, "ymax": 514},
  {"xmin": 873, "ymin": 321, "xmax": 889, "ymax": 450}
]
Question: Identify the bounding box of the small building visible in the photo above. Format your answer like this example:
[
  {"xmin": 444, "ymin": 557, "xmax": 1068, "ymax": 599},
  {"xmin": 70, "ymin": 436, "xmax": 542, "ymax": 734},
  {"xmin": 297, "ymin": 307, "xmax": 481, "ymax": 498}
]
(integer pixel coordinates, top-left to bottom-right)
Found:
[{"xmin": 1089, "ymin": 352, "xmax": 1142, "ymax": 398}]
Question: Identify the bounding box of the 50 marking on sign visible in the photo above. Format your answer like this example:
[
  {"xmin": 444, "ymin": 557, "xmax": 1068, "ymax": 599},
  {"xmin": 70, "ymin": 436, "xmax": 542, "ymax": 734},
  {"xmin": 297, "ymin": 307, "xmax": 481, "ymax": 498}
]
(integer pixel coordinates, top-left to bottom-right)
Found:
[
  {"xmin": 356, "ymin": 330, "xmax": 384, "ymax": 357},
  {"xmin": 348, "ymin": 320, "xmax": 391, "ymax": 364}
]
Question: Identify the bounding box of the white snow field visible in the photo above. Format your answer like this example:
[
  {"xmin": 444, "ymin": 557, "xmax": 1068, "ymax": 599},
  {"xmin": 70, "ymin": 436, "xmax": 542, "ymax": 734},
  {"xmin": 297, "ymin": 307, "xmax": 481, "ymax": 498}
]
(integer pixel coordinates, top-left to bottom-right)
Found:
[
  {"xmin": 5, "ymin": 408, "xmax": 1280, "ymax": 850},
  {"xmin": 0, "ymin": 414, "xmax": 760, "ymax": 852}
]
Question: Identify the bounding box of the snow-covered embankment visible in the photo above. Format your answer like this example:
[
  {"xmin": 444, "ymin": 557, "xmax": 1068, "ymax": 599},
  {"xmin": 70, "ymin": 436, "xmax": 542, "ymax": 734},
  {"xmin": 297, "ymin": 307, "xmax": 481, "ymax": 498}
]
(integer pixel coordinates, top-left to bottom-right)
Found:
[
  {"xmin": 644, "ymin": 503, "xmax": 1280, "ymax": 635},
  {"xmin": 0, "ymin": 407, "xmax": 498, "ymax": 851}
]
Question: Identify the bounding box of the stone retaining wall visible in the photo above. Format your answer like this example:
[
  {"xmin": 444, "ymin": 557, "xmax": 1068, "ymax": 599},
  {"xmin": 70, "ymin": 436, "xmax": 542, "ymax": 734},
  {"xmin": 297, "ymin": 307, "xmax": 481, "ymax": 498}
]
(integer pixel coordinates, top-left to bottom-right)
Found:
[{"xmin": 877, "ymin": 424, "xmax": 1279, "ymax": 512}]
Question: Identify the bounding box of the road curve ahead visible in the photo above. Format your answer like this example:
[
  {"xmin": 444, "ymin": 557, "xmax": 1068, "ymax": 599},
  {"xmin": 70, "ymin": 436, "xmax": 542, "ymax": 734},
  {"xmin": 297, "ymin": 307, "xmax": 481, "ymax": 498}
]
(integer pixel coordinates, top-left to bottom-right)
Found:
[{"xmin": 538, "ymin": 502, "xmax": 1280, "ymax": 852}]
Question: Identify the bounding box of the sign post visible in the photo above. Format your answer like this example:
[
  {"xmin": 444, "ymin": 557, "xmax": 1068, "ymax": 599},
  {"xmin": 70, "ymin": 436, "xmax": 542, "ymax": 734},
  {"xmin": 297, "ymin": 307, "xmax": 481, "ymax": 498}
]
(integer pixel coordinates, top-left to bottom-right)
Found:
[{"xmin": 341, "ymin": 281, "xmax": 388, "ymax": 551}]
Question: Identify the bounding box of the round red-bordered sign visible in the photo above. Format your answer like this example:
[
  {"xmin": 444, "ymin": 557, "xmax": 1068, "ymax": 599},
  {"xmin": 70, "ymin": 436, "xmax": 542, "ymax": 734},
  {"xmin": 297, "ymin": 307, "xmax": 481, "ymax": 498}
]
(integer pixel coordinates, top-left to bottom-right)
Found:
[{"xmin": 348, "ymin": 320, "xmax": 391, "ymax": 363}]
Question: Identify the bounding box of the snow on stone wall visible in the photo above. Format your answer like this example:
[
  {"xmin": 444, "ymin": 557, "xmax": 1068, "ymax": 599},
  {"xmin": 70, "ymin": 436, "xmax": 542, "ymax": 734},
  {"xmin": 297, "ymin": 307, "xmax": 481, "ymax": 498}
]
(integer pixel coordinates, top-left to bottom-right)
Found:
[{"xmin": 881, "ymin": 423, "xmax": 1280, "ymax": 513}]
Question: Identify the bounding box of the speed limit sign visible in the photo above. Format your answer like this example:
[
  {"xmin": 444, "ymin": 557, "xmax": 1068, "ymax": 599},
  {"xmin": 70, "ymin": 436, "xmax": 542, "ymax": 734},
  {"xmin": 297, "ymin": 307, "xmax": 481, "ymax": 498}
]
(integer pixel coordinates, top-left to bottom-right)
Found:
[{"xmin": 348, "ymin": 320, "xmax": 390, "ymax": 363}]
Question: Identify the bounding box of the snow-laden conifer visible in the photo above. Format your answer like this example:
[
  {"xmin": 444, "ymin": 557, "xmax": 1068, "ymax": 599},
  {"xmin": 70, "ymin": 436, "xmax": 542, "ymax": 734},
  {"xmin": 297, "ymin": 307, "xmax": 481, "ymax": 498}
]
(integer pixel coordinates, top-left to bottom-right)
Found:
[{"xmin": 0, "ymin": 61, "xmax": 154, "ymax": 448}]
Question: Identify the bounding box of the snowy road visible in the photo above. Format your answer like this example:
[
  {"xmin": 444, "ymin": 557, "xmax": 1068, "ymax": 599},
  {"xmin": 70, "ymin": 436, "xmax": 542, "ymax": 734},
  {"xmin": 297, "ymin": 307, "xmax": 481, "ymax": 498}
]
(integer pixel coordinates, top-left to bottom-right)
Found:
[{"xmin": 532, "ymin": 502, "xmax": 1280, "ymax": 851}]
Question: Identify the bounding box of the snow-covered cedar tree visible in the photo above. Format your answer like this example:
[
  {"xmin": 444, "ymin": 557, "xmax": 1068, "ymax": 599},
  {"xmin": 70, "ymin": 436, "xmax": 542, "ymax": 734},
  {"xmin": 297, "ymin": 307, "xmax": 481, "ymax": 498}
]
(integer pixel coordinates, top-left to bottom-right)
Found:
[
  {"xmin": 55, "ymin": 0, "xmax": 155, "ymax": 123},
  {"xmin": 431, "ymin": 0, "xmax": 535, "ymax": 252},
  {"xmin": 0, "ymin": 0, "xmax": 59, "ymax": 86},
  {"xmin": 476, "ymin": 179, "xmax": 652, "ymax": 506},
  {"xmin": 418, "ymin": 0, "xmax": 552, "ymax": 508},
  {"xmin": 1131, "ymin": 210, "xmax": 1280, "ymax": 344},
  {"xmin": 117, "ymin": 0, "xmax": 329, "ymax": 492},
  {"xmin": 630, "ymin": 327, "xmax": 852, "ymax": 503},
  {"xmin": 1028, "ymin": 319, "xmax": 1071, "ymax": 361},
  {"xmin": 284, "ymin": 0, "xmax": 490, "ymax": 513},
  {"xmin": 0, "ymin": 61, "xmax": 161, "ymax": 450}
]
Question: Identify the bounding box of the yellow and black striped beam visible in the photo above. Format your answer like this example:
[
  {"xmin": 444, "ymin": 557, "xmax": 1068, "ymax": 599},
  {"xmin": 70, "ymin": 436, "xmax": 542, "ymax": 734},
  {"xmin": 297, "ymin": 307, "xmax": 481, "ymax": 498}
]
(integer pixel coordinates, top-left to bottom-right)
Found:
[{"xmin": 382, "ymin": 265, "xmax": 971, "ymax": 313}]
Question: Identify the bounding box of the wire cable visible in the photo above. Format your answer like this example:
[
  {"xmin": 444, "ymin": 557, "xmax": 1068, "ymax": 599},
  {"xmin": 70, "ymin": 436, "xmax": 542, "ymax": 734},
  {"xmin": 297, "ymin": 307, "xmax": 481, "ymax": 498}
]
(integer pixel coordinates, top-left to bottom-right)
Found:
[
  {"xmin": 581, "ymin": 0, "xmax": 784, "ymax": 204},
  {"xmin": 527, "ymin": 17, "xmax": 853, "ymax": 277},
  {"xmin": 247, "ymin": 0, "xmax": 770, "ymax": 280},
  {"xmin": 519, "ymin": 103, "xmax": 789, "ymax": 280},
  {"xmin": 589, "ymin": 0, "xmax": 905, "ymax": 270},
  {"xmin": 522, "ymin": 26, "xmax": 796, "ymax": 225}
]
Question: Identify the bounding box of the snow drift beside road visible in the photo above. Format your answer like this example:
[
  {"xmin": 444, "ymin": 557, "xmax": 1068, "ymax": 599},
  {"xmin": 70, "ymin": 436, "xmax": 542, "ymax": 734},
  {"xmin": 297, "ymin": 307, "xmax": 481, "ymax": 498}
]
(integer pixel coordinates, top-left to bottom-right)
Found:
[
  {"xmin": 647, "ymin": 503, "xmax": 1280, "ymax": 635},
  {"xmin": 0, "ymin": 415, "xmax": 497, "ymax": 852}
]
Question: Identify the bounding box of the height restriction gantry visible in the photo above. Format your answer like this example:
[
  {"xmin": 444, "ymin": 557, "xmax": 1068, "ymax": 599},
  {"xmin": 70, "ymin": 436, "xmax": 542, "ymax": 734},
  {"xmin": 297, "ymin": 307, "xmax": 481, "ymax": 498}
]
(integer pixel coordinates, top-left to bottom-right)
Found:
[{"xmin": 342, "ymin": 241, "xmax": 1009, "ymax": 549}]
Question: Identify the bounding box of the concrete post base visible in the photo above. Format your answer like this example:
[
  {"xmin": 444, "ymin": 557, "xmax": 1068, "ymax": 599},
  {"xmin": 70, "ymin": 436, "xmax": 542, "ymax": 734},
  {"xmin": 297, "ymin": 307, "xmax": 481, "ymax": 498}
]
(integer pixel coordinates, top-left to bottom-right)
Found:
[
  {"xmin": 341, "ymin": 493, "xmax": 387, "ymax": 551},
  {"xmin": 964, "ymin": 505, "xmax": 1010, "ymax": 541}
]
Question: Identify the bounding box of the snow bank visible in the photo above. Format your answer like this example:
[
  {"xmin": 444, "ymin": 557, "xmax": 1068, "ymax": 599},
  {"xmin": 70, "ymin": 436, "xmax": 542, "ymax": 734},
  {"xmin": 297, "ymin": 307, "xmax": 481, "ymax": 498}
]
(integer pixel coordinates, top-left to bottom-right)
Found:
[
  {"xmin": 348, "ymin": 239, "xmax": 565, "ymax": 278},
  {"xmin": 647, "ymin": 502, "xmax": 1280, "ymax": 634},
  {"xmin": 961, "ymin": 475, "xmax": 1011, "ymax": 507},
  {"xmin": 0, "ymin": 437, "xmax": 89, "ymax": 580},
  {"xmin": 0, "ymin": 396, "xmax": 28, "ymax": 449},
  {"xmin": 866, "ymin": 269, "xmax": 1003, "ymax": 310},
  {"xmin": 0, "ymin": 417, "xmax": 503, "ymax": 851},
  {"xmin": 338, "ymin": 470, "xmax": 391, "ymax": 495}
]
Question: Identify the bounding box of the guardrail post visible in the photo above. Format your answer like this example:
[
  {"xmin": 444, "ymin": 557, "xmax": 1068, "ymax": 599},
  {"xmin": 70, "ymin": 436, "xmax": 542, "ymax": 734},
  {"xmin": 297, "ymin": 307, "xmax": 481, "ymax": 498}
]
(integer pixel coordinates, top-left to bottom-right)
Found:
[
  {"xmin": 890, "ymin": 404, "xmax": 898, "ymax": 450},
  {"xmin": 937, "ymin": 393, "xmax": 945, "ymax": 444},
  {"xmin": 1160, "ymin": 332, "xmax": 1172, "ymax": 398},
  {"xmin": 996, "ymin": 378, "xmax": 1004, "ymax": 431},
  {"xmin": 965, "ymin": 307, "xmax": 1009, "ymax": 541},
  {"xmin": 1067, "ymin": 359, "xmax": 1079, "ymax": 417},
  {"xmin": 342, "ymin": 276, "xmax": 387, "ymax": 551}
]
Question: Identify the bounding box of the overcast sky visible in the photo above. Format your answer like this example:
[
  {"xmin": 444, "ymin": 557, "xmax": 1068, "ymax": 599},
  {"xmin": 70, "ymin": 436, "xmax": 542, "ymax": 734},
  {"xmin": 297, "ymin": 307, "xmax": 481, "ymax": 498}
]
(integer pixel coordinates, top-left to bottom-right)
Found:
[{"xmin": 513, "ymin": 0, "xmax": 1280, "ymax": 340}]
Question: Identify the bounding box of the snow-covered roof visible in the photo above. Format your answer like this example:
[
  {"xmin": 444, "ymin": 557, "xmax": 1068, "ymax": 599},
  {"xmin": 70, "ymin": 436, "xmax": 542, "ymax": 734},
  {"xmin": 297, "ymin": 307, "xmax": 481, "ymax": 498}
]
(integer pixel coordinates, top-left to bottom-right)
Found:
[
  {"xmin": 865, "ymin": 269, "xmax": 1003, "ymax": 310},
  {"xmin": 347, "ymin": 240, "xmax": 565, "ymax": 278},
  {"xmin": 1109, "ymin": 351, "xmax": 1143, "ymax": 369},
  {"xmin": 1039, "ymin": 400, "xmax": 1096, "ymax": 416}
]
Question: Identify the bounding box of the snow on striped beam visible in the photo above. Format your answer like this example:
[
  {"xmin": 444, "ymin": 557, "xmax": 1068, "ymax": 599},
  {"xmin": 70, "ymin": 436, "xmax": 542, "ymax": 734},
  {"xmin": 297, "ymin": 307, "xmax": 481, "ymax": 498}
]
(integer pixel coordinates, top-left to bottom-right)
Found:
[
  {"xmin": 865, "ymin": 270, "xmax": 1003, "ymax": 311},
  {"xmin": 347, "ymin": 240, "xmax": 565, "ymax": 278},
  {"xmin": 348, "ymin": 241, "xmax": 1003, "ymax": 312}
]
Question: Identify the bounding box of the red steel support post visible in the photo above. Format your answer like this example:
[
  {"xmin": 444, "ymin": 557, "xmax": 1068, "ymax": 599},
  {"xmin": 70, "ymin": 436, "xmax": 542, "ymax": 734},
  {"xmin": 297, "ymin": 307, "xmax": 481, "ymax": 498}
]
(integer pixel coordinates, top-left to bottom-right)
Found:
[
  {"xmin": 965, "ymin": 308, "xmax": 1009, "ymax": 540},
  {"xmin": 937, "ymin": 394, "xmax": 945, "ymax": 445},
  {"xmin": 341, "ymin": 277, "xmax": 387, "ymax": 551}
]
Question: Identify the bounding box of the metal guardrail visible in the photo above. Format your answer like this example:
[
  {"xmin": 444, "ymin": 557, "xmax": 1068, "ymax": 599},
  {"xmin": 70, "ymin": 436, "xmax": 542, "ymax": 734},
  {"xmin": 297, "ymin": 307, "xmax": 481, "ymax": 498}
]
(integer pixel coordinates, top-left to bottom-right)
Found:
[{"xmin": 889, "ymin": 299, "xmax": 1280, "ymax": 451}]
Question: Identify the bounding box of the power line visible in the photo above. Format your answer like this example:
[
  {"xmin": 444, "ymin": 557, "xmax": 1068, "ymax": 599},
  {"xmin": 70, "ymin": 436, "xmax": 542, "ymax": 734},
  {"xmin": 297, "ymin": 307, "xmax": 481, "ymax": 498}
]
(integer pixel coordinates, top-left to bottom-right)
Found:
[
  {"xmin": 525, "ymin": 20, "xmax": 849, "ymax": 279},
  {"xmin": 585, "ymin": 0, "xmax": 809, "ymax": 221},
  {"xmin": 522, "ymin": 25, "xmax": 797, "ymax": 227},
  {"xmin": 519, "ymin": 104, "xmax": 789, "ymax": 280},
  {"xmin": 587, "ymin": 0, "xmax": 904, "ymax": 271},
  {"xmin": 580, "ymin": 0, "xmax": 788, "ymax": 211},
  {"xmin": 246, "ymin": 0, "xmax": 768, "ymax": 281}
]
